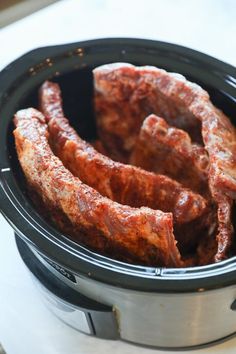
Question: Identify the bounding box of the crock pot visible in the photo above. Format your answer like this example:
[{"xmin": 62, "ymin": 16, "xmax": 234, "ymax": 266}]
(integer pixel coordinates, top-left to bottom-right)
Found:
[{"xmin": 0, "ymin": 38, "xmax": 236, "ymax": 350}]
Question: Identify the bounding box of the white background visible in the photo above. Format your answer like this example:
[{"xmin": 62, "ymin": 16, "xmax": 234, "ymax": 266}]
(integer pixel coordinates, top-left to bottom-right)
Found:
[{"xmin": 0, "ymin": 1, "xmax": 236, "ymax": 353}]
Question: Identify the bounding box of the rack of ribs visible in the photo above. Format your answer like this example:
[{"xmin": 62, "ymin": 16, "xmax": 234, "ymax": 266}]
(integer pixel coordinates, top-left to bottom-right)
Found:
[
  {"xmin": 94, "ymin": 63, "xmax": 203, "ymax": 162},
  {"xmin": 14, "ymin": 108, "xmax": 183, "ymax": 267},
  {"xmin": 94, "ymin": 63, "xmax": 235, "ymax": 262},
  {"xmin": 130, "ymin": 114, "xmax": 209, "ymax": 195},
  {"xmin": 13, "ymin": 62, "xmax": 236, "ymax": 267},
  {"xmin": 39, "ymin": 81, "xmax": 207, "ymax": 226}
]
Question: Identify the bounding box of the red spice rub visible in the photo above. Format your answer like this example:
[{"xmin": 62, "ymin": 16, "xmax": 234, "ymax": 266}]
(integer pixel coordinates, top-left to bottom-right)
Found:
[
  {"xmin": 94, "ymin": 63, "xmax": 235, "ymax": 262},
  {"xmin": 14, "ymin": 108, "xmax": 182, "ymax": 267},
  {"xmin": 131, "ymin": 114, "xmax": 209, "ymax": 195},
  {"xmin": 39, "ymin": 81, "xmax": 207, "ymax": 226}
]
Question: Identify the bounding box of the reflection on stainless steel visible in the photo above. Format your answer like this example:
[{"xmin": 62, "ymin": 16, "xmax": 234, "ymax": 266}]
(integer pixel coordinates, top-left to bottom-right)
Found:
[{"xmin": 0, "ymin": 343, "xmax": 6, "ymax": 354}]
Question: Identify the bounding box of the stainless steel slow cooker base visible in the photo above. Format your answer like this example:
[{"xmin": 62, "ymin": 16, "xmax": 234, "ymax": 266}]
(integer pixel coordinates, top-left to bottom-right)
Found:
[{"xmin": 16, "ymin": 235, "xmax": 236, "ymax": 349}]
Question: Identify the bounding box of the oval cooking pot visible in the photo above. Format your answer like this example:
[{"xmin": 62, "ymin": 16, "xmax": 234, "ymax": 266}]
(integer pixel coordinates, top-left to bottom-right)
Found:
[{"xmin": 0, "ymin": 38, "xmax": 236, "ymax": 348}]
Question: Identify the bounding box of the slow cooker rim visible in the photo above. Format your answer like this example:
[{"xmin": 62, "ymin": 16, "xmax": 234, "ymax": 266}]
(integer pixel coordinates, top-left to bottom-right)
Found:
[{"xmin": 0, "ymin": 37, "xmax": 236, "ymax": 293}]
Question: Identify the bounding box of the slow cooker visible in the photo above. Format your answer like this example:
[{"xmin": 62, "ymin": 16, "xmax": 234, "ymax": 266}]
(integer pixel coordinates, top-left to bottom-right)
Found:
[{"xmin": 0, "ymin": 38, "xmax": 236, "ymax": 350}]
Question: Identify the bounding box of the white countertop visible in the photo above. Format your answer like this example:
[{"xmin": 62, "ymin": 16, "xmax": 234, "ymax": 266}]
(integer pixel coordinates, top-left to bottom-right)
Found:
[{"xmin": 0, "ymin": 1, "xmax": 236, "ymax": 353}]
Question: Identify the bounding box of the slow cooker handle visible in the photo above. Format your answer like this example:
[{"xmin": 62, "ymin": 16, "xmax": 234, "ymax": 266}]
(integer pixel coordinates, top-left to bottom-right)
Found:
[
  {"xmin": 16, "ymin": 235, "xmax": 119, "ymax": 340},
  {"xmin": 41, "ymin": 277, "xmax": 119, "ymax": 340}
]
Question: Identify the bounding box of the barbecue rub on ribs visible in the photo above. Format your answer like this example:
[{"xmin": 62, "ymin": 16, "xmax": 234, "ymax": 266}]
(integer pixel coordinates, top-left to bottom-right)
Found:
[
  {"xmin": 93, "ymin": 63, "xmax": 203, "ymax": 162},
  {"xmin": 94, "ymin": 63, "xmax": 236, "ymax": 261},
  {"xmin": 13, "ymin": 108, "xmax": 182, "ymax": 267},
  {"xmin": 39, "ymin": 81, "xmax": 207, "ymax": 226},
  {"xmin": 131, "ymin": 114, "xmax": 209, "ymax": 195}
]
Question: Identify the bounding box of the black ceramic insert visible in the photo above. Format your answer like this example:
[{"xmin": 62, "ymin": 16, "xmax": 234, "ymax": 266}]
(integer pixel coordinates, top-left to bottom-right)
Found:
[{"xmin": 0, "ymin": 38, "xmax": 236, "ymax": 292}]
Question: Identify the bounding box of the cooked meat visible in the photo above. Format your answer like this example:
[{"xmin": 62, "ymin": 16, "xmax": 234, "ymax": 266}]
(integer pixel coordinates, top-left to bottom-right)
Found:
[
  {"xmin": 93, "ymin": 63, "xmax": 203, "ymax": 162},
  {"xmin": 39, "ymin": 78, "xmax": 64, "ymax": 122},
  {"xmin": 94, "ymin": 63, "xmax": 235, "ymax": 261},
  {"xmin": 214, "ymin": 194, "xmax": 234, "ymax": 261},
  {"xmin": 197, "ymin": 231, "xmax": 218, "ymax": 266},
  {"xmin": 130, "ymin": 114, "xmax": 209, "ymax": 194},
  {"xmin": 201, "ymin": 114, "xmax": 235, "ymax": 259},
  {"xmin": 14, "ymin": 108, "xmax": 183, "ymax": 267},
  {"xmin": 91, "ymin": 139, "xmax": 109, "ymax": 156},
  {"xmin": 195, "ymin": 194, "xmax": 232, "ymax": 264},
  {"xmin": 192, "ymin": 96, "xmax": 236, "ymax": 201},
  {"xmin": 13, "ymin": 60, "xmax": 235, "ymax": 267},
  {"xmin": 39, "ymin": 81, "xmax": 207, "ymax": 226}
]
